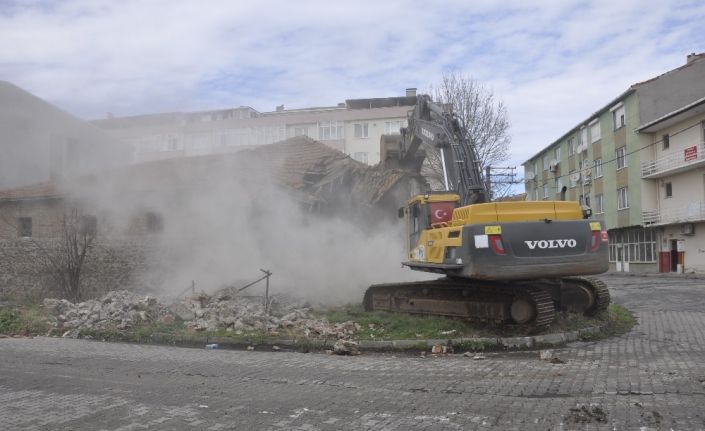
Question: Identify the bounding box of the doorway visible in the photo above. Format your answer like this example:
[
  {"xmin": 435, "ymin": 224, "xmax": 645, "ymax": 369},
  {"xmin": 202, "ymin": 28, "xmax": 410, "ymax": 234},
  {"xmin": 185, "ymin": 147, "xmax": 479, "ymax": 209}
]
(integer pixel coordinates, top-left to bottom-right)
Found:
[{"xmin": 670, "ymin": 239, "xmax": 678, "ymax": 272}]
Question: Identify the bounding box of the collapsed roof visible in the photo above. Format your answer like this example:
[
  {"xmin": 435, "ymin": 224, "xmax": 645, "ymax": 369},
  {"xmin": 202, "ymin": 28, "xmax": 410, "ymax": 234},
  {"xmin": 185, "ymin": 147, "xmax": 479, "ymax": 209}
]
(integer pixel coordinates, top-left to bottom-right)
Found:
[{"xmin": 0, "ymin": 136, "xmax": 423, "ymax": 218}]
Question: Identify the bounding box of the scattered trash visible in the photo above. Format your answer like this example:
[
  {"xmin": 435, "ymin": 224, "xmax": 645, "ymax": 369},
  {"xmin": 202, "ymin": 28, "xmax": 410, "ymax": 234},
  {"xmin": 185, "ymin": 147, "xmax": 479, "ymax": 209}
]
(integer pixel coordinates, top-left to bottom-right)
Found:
[
  {"xmin": 198, "ymin": 405, "xmax": 209, "ymax": 409},
  {"xmin": 440, "ymin": 329, "xmax": 457, "ymax": 335},
  {"xmin": 431, "ymin": 343, "xmax": 443, "ymax": 354},
  {"xmin": 549, "ymin": 357, "xmax": 566, "ymax": 364},
  {"xmin": 205, "ymin": 343, "xmax": 219, "ymax": 349},
  {"xmin": 272, "ymin": 345, "xmax": 281, "ymax": 351},
  {"xmin": 247, "ymin": 345, "xmax": 255, "ymax": 351}
]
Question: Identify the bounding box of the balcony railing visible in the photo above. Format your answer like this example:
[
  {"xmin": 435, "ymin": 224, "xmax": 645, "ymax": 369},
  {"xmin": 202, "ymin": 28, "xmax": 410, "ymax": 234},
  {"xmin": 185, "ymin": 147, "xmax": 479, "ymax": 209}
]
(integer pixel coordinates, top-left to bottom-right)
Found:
[
  {"xmin": 641, "ymin": 142, "xmax": 705, "ymax": 178},
  {"xmin": 642, "ymin": 201, "xmax": 705, "ymax": 225}
]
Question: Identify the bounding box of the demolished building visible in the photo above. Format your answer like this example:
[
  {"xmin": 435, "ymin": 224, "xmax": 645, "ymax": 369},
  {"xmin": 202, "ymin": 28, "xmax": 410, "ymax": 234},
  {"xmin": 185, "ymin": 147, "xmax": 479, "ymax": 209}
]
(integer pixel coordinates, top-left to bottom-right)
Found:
[{"xmin": 0, "ymin": 136, "xmax": 426, "ymax": 301}]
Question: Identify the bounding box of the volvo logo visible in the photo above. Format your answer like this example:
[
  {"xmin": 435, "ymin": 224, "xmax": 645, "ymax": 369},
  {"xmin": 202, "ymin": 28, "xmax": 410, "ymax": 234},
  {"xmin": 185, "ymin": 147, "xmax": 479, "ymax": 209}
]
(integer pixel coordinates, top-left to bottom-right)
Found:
[{"xmin": 525, "ymin": 239, "xmax": 577, "ymax": 249}]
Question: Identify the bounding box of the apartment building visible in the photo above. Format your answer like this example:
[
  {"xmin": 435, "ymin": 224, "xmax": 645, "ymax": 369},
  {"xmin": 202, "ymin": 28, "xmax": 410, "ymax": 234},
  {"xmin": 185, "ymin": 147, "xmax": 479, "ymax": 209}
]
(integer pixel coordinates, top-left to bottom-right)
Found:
[
  {"xmin": 92, "ymin": 90, "xmax": 418, "ymax": 166},
  {"xmin": 523, "ymin": 53, "xmax": 705, "ymax": 273},
  {"xmin": 638, "ymin": 97, "xmax": 705, "ymax": 273},
  {"xmin": 0, "ymin": 81, "xmax": 129, "ymax": 190}
]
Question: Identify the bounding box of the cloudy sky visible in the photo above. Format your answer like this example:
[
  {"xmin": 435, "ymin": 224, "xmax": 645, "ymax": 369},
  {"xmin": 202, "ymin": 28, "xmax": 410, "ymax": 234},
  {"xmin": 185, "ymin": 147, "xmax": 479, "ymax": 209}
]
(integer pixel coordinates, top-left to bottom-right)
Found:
[{"xmin": 1, "ymin": 0, "xmax": 703, "ymax": 165}]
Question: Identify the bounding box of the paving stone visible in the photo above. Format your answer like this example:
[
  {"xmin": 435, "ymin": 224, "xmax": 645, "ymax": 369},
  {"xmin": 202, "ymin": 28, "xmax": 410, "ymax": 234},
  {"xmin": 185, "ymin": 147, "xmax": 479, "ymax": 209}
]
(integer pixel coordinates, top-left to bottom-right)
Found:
[{"xmin": 1, "ymin": 274, "xmax": 705, "ymax": 429}]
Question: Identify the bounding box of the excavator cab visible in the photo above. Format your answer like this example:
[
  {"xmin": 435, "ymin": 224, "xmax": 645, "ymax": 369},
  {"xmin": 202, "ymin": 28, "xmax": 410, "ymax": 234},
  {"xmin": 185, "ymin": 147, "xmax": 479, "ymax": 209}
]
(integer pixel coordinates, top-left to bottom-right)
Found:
[{"xmin": 401, "ymin": 193, "xmax": 460, "ymax": 260}]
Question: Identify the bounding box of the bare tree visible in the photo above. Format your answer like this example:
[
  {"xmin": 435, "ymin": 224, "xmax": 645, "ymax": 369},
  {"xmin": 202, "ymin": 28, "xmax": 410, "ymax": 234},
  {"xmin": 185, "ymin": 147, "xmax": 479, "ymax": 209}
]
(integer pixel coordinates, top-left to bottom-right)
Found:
[
  {"xmin": 423, "ymin": 72, "xmax": 511, "ymax": 196},
  {"xmin": 48, "ymin": 206, "xmax": 96, "ymax": 302}
]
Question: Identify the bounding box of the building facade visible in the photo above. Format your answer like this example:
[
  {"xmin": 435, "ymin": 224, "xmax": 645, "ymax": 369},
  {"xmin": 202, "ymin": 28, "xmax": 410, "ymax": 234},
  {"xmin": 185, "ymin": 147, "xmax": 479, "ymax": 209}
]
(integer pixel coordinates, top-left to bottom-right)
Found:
[
  {"xmin": 0, "ymin": 81, "xmax": 129, "ymax": 190},
  {"xmin": 638, "ymin": 97, "xmax": 705, "ymax": 273},
  {"xmin": 92, "ymin": 90, "xmax": 418, "ymax": 166},
  {"xmin": 523, "ymin": 53, "xmax": 705, "ymax": 274}
]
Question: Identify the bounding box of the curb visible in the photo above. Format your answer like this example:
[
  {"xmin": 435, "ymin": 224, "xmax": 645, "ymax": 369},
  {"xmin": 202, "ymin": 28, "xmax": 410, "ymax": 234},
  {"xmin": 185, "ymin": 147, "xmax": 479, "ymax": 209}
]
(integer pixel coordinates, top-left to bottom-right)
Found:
[{"xmin": 78, "ymin": 323, "xmax": 608, "ymax": 353}]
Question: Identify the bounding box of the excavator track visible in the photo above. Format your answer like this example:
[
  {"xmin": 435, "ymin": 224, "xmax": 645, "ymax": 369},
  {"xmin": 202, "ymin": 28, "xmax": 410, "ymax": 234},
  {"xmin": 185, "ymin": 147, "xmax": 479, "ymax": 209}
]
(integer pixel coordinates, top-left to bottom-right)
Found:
[
  {"xmin": 363, "ymin": 276, "xmax": 611, "ymax": 327},
  {"xmin": 560, "ymin": 276, "xmax": 611, "ymax": 316},
  {"xmin": 363, "ymin": 278, "xmax": 556, "ymax": 327}
]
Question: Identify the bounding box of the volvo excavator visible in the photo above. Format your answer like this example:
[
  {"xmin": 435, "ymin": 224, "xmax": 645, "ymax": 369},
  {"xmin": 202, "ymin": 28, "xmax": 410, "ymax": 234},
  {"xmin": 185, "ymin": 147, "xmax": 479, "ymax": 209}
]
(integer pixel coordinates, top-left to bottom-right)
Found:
[{"xmin": 364, "ymin": 95, "xmax": 610, "ymax": 326}]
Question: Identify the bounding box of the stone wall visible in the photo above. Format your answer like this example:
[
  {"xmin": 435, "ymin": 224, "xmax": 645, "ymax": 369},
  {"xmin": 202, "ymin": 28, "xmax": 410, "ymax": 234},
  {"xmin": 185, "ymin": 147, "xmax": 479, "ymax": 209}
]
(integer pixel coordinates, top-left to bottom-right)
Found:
[{"xmin": 0, "ymin": 237, "xmax": 160, "ymax": 302}]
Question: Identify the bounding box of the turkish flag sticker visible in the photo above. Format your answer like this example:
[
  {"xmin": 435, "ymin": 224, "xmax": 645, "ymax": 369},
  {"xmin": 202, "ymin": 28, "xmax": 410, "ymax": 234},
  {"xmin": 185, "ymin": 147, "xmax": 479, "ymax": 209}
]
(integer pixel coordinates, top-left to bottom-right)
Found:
[{"xmin": 429, "ymin": 202, "xmax": 455, "ymax": 224}]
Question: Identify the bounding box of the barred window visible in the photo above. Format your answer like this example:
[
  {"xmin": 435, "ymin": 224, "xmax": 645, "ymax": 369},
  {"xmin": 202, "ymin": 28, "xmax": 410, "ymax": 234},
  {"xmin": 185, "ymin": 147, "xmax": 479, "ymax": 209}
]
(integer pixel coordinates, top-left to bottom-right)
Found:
[{"xmin": 608, "ymin": 228, "xmax": 656, "ymax": 263}]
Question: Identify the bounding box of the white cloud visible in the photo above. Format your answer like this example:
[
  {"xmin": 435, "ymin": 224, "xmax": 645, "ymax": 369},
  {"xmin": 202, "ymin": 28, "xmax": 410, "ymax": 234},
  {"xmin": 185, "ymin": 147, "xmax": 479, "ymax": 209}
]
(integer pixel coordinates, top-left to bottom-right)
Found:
[{"xmin": 0, "ymin": 0, "xmax": 703, "ymax": 168}]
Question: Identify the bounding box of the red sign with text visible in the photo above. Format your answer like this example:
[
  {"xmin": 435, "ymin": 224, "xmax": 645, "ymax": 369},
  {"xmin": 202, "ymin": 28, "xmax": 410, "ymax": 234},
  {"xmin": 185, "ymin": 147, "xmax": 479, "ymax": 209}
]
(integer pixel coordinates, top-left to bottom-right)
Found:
[{"xmin": 684, "ymin": 145, "xmax": 698, "ymax": 161}]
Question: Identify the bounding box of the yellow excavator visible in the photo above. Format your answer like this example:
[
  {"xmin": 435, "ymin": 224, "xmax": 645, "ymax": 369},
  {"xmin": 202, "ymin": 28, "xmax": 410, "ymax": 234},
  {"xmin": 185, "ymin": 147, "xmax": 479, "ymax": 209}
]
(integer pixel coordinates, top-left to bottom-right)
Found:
[{"xmin": 364, "ymin": 95, "xmax": 610, "ymax": 326}]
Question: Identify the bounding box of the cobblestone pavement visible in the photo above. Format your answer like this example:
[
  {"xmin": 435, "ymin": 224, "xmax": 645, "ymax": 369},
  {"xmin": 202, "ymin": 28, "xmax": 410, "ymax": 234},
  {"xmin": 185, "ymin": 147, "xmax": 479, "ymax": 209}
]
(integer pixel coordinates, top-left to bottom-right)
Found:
[{"xmin": 1, "ymin": 274, "xmax": 705, "ymax": 430}]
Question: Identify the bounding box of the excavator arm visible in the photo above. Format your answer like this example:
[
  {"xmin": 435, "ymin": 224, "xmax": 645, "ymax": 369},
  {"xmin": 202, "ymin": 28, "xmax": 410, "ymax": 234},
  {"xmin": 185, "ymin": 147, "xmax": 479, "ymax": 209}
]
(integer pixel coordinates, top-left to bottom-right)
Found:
[{"xmin": 382, "ymin": 95, "xmax": 487, "ymax": 205}]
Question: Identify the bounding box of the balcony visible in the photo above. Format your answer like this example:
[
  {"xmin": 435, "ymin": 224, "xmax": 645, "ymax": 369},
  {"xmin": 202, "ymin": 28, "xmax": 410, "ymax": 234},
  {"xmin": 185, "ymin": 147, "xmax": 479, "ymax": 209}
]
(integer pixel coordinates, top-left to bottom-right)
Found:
[
  {"xmin": 641, "ymin": 142, "xmax": 705, "ymax": 178},
  {"xmin": 642, "ymin": 201, "xmax": 705, "ymax": 226}
]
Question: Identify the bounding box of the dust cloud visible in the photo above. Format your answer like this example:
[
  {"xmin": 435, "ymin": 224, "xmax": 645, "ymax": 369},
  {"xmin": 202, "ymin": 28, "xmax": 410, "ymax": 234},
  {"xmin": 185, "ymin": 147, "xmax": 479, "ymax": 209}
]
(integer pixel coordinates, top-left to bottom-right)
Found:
[{"xmin": 72, "ymin": 144, "xmax": 430, "ymax": 305}]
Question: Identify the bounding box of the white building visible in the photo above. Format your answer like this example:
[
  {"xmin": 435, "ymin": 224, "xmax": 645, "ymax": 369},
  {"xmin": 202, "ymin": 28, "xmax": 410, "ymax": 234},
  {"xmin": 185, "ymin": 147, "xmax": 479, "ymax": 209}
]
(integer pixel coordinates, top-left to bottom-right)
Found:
[
  {"xmin": 92, "ymin": 90, "xmax": 419, "ymax": 166},
  {"xmin": 638, "ymin": 96, "xmax": 705, "ymax": 273}
]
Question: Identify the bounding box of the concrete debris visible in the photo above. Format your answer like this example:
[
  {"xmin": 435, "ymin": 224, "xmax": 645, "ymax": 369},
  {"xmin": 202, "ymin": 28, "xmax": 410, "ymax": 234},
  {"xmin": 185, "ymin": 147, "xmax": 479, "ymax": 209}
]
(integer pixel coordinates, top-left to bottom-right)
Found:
[
  {"xmin": 539, "ymin": 349, "xmax": 565, "ymax": 364},
  {"xmin": 332, "ymin": 339, "xmax": 360, "ymax": 356},
  {"xmin": 43, "ymin": 290, "xmax": 362, "ymax": 340},
  {"xmin": 463, "ymin": 352, "xmax": 486, "ymax": 360},
  {"xmin": 44, "ymin": 291, "xmax": 164, "ymax": 332},
  {"xmin": 431, "ymin": 343, "xmax": 443, "ymax": 354},
  {"xmin": 565, "ymin": 404, "xmax": 607, "ymax": 424}
]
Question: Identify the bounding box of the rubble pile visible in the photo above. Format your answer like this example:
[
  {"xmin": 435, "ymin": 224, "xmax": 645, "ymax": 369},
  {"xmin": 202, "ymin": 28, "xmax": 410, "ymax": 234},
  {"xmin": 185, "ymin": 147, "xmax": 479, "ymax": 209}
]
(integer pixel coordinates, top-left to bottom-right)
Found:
[
  {"xmin": 172, "ymin": 292, "xmax": 360, "ymax": 339},
  {"xmin": 44, "ymin": 290, "xmax": 164, "ymax": 332},
  {"xmin": 43, "ymin": 290, "xmax": 360, "ymax": 340}
]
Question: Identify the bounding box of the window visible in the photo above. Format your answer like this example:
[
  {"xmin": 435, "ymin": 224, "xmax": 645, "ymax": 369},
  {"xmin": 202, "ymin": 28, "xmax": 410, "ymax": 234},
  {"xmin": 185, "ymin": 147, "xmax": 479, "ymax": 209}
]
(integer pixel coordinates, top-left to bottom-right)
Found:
[
  {"xmin": 584, "ymin": 195, "xmax": 590, "ymax": 207},
  {"xmin": 385, "ymin": 121, "xmax": 404, "ymax": 134},
  {"xmin": 534, "ymin": 187, "xmax": 539, "ymax": 201},
  {"xmin": 353, "ymin": 123, "xmax": 369, "ymax": 139},
  {"xmin": 18, "ymin": 217, "xmax": 32, "ymax": 238},
  {"xmin": 569, "ymin": 170, "xmax": 576, "ymax": 188},
  {"xmin": 554, "ymin": 178, "xmax": 563, "ymax": 194},
  {"xmin": 533, "ymin": 161, "xmax": 539, "ymax": 176},
  {"xmin": 594, "ymin": 158, "xmax": 603, "ymax": 178},
  {"xmin": 146, "ymin": 212, "xmax": 163, "ymax": 233},
  {"xmin": 595, "ymin": 194, "xmax": 604, "ymax": 213},
  {"xmin": 294, "ymin": 127, "xmax": 309, "ymax": 137},
  {"xmin": 616, "ymin": 146, "xmax": 627, "ymax": 169},
  {"xmin": 613, "ymin": 105, "xmax": 626, "ymax": 129},
  {"xmin": 80, "ymin": 215, "xmax": 97, "ymax": 236},
  {"xmin": 352, "ymin": 152, "xmax": 368, "ymax": 164},
  {"xmin": 617, "ymin": 187, "xmax": 629, "ymax": 209},
  {"xmin": 590, "ymin": 121, "xmax": 601, "ymax": 143},
  {"xmin": 318, "ymin": 121, "xmax": 344, "ymax": 140},
  {"xmin": 665, "ymin": 182, "xmax": 673, "ymax": 198},
  {"xmin": 542, "ymin": 184, "xmax": 549, "ymax": 199},
  {"xmin": 662, "ymin": 134, "xmax": 670, "ymax": 150},
  {"xmin": 568, "ymin": 137, "xmax": 575, "ymax": 156},
  {"xmin": 543, "ymin": 156, "xmax": 549, "ymax": 171},
  {"xmin": 580, "ymin": 128, "xmax": 587, "ymax": 148},
  {"xmin": 608, "ymin": 228, "xmax": 656, "ymax": 263},
  {"xmin": 554, "ymin": 146, "xmax": 561, "ymax": 161},
  {"xmin": 167, "ymin": 135, "xmax": 179, "ymax": 151}
]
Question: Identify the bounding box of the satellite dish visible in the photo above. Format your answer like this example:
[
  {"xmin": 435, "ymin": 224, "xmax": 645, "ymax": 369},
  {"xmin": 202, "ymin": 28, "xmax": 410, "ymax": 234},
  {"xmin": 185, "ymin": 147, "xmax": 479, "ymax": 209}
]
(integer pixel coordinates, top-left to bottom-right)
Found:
[
  {"xmin": 525, "ymin": 172, "xmax": 535, "ymax": 180},
  {"xmin": 571, "ymin": 172, "xmax": 581, "ymax": 182}
]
